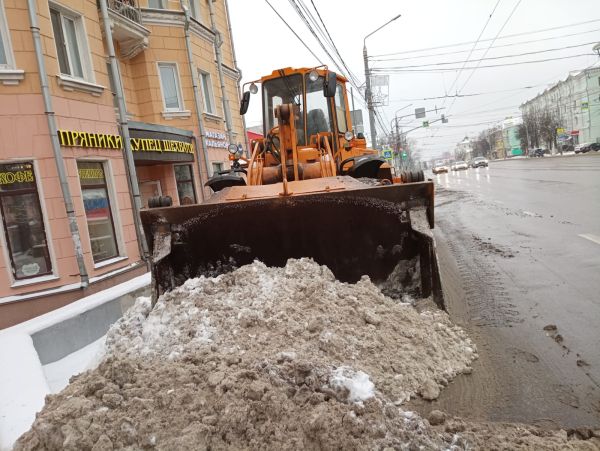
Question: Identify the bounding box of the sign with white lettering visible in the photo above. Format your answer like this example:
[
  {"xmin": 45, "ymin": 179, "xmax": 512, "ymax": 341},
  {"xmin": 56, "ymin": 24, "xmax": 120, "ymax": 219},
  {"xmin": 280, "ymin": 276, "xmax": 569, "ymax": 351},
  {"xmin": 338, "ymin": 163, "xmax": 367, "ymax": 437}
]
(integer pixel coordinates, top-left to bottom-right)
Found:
[{"xmin": 206, "ymin": 130, "xmax": 230, "ymax": 149}]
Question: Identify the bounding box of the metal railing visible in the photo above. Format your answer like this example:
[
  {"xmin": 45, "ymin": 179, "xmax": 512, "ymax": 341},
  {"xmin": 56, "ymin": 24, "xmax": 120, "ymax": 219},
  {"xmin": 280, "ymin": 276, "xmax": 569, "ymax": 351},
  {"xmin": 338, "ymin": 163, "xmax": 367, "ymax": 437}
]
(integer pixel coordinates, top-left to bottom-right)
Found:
[{"xmin": 107, "ymin": 0, "xmax": 142, "ymax": 24}]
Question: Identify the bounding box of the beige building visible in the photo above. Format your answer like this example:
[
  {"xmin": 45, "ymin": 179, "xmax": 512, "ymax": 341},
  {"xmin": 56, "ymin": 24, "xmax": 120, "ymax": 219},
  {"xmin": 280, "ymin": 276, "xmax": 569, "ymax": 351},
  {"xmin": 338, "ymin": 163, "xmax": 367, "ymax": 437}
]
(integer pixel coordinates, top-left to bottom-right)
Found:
[{"xmin": 0, "ymin": 0, "xmax": 245, "ymax": 327}]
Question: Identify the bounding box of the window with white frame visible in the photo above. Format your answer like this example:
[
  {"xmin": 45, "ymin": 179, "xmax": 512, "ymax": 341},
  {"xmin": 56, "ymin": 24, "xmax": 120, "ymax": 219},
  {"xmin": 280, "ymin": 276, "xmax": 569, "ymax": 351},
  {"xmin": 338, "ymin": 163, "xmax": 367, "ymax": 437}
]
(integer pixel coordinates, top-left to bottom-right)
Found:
[
  {"xmin": 0, "ymin": 162, "xmax": 53, "ymax": 280},
  {"xmin": 158, "ymin": 62, "xmax": 184, "ymax": 111},
  {"xmin": 199, "ymin": 70, "xmax": 216, "ymax": 115},
  {"xmin": 148, "ymin": 0, "xmax": 166, "ymax": 8},
  {"xmin": 77, "ymin": 161, "xmax": 119, "ymax": 263},
  {"xmin": 211, "ymin": 162, "xmax": 224, "ymax": 176},
  {"xmin": 188, "ymin": 0, "xmax": 201, "ymax": 20},
  {"xmin": 0, "ymin": 0, "xmax": 15, "ymax": 69},
  {"xmin": 49, "ymin": 5, "xmax": 92, "ymax": 80}
]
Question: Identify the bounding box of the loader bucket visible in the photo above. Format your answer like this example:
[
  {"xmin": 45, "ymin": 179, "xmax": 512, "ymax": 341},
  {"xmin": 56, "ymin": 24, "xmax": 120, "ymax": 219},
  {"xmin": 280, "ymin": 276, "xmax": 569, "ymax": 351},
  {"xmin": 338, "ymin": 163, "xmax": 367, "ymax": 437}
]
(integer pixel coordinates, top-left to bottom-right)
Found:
[{"xmin": 140, "ymin": 177, "xmax": 444, "ymax": 309}]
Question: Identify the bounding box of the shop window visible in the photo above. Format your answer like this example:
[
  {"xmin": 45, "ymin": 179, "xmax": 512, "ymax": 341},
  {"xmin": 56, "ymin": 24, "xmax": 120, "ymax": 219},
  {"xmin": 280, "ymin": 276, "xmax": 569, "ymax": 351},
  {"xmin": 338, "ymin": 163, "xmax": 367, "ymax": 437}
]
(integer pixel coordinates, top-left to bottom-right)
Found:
[
  {"xmin": 199, "ymin": 70, "xmax": 216, "ymax": 115},
  {"xmin": 50, "ymin": 5, "xmax": 92, "ymax": 81},
  {"xmin": 0, "ymin": 162, "xmax": 52, "ymax": 280},
  {"xmin": 174, "ymin": 164, "xmax": 197, "ymax": 205},
  {"xmin": 158, "ymin": 62, "xmax": 184, "ymax": 111},
  {"xmin": 212, "ymin": 162, "xmax": 224, "ymax": 176},
  {"xmin": 148, "ymin": 0, "xmax": 166, "ymax": 8},
  {"xmin": 77, "ymin": 162, "xmax": 119, "ymax": 263}
]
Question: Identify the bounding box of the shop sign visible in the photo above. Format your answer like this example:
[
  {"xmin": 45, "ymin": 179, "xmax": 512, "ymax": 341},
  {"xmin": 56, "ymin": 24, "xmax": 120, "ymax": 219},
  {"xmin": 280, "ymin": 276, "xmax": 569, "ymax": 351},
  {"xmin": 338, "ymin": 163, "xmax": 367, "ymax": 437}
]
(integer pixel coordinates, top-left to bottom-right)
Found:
[
  {"xmin": 78, "ymin": 167, "xmax": 105, "ymax": 180},
  {"xmin": 58, "ymin": 129, "xmax": 194, "ymax": 155},
  {"xmin": 0, "ymin": 168, "xmax": 34, "ymax": 185},
  {"xmin": 206, "ymin": 131, "xmax": 229, "ymax": 149}
]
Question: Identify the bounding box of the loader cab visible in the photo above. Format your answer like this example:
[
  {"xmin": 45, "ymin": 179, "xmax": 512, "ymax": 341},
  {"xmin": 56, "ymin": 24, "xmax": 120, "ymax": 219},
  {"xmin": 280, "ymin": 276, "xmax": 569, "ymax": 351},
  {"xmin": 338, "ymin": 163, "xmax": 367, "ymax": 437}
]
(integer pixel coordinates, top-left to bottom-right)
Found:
[
  {"xmin": 242, "ymin": 68, "xmax": 351, "ymax": 149},
  {"xmin": 241, "ymin": 67, "xmax": 388, "ymax": 181}
]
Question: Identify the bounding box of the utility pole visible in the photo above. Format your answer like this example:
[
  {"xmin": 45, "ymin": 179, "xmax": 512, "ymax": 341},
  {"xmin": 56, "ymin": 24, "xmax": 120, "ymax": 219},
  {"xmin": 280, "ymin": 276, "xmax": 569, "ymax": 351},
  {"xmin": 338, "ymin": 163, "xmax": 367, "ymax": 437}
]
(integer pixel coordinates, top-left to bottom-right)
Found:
[
  {"xmin": 362, "ymin": 45, "xmax": 377, "ymax": 148},
  {"xmin": 363, "ymin": 13, "xmax": 401, "ymax": 149}
]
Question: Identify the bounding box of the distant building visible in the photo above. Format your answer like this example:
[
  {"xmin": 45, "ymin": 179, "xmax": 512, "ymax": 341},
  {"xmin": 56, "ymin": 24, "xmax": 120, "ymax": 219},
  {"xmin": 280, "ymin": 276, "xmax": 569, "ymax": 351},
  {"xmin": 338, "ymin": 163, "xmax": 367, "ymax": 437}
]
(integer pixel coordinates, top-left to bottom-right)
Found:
[
  {"xmin": 520, "ymin": 60, "xmax": 600, "ymax": 148},
  {"xmin": 455, "ymin": 137, "xmax": 473, "ymax": 161}
]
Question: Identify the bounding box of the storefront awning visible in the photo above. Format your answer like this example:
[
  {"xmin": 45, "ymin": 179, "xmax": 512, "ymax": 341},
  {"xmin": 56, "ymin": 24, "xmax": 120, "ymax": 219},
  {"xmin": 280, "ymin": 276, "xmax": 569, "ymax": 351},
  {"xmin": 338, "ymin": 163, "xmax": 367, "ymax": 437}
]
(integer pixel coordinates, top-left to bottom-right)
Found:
[{"xmin": 129, "ymin": 122, "xmax": 195, "ymax": 165}]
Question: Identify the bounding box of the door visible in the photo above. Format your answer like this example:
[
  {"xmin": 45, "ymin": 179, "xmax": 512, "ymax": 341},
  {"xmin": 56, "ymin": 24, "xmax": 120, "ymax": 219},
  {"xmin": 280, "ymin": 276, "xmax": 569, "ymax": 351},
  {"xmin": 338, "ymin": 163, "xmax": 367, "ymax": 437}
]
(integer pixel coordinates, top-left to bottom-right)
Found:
[{"xmin": 139, "ymin": 180, "xmax": 162, "ymax": 208}]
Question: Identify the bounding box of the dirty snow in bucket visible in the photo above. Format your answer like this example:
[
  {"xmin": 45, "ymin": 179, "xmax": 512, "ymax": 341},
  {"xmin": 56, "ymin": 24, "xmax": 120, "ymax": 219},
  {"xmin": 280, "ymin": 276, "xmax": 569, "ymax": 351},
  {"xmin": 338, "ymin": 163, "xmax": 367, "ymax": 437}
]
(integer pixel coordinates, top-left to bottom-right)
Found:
[{"xmin": 14, "ymin": 259, "xmax": 600, "ymax": 450}]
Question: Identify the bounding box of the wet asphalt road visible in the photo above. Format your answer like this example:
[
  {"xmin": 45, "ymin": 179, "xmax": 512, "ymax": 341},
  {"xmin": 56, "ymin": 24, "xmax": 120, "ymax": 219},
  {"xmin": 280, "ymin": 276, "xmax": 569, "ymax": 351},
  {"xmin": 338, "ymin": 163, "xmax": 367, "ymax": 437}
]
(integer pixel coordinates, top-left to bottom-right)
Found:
[{"xmin": 412, "ymin": 153, "xmax": 600, "ymax": 428}]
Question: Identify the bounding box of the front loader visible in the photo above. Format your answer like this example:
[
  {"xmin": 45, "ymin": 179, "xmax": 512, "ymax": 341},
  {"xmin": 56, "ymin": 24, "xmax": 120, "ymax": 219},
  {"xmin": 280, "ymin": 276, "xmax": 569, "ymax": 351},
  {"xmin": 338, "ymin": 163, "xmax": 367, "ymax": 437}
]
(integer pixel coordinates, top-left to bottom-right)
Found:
[{"xmin": 140, "ymin": 67, "xmax": 444, "ymax": 308}]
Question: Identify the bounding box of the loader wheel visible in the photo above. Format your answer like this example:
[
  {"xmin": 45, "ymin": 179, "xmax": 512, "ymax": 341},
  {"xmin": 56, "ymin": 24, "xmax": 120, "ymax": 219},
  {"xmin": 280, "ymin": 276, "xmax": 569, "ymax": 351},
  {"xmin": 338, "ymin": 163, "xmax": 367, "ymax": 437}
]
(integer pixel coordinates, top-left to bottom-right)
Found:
[{"xmin": 400, "ymin": 170, "xmax": 425, "ymax": 183}]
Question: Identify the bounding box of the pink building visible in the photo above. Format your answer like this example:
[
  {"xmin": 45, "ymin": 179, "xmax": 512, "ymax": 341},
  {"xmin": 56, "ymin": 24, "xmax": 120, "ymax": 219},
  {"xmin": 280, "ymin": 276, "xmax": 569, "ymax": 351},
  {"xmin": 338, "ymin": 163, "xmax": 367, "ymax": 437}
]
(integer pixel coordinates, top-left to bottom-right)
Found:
[{"xmin": 0, "ymin": 0, "xmax": 245, "ymax": 328}]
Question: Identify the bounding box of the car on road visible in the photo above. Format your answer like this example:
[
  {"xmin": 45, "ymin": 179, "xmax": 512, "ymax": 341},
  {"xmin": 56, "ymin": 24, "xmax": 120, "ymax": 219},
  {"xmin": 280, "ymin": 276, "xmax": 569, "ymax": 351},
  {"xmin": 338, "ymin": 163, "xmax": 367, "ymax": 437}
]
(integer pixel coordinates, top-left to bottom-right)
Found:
[
  {"xmin": 591, "ymin": 142, "xmax": 600, "ymax": 151},
  {"xmin": 529, "ymin": 148, "xmax": 545, "ymax": 157},
  {"xmin": 432, "ymin": 162, "xmax": 449, "ymax": 174},
  {"xmin": 470, "ymin": 157, "xmax": 489, "ymax": 168},
  {"xmin": 451, "ymin": 161, "xmax": 469, "ymax": 171},
  {"xmin": 574, "ymin": 143, "xmax": 593, "ymax": 154}
]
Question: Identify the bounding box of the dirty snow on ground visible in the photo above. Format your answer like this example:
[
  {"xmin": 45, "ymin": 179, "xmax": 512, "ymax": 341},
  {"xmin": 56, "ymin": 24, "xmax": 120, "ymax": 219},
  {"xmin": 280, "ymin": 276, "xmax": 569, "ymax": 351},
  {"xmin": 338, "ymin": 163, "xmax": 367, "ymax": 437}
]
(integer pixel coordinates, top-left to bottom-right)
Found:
[{"xmin": 14, "ymin": 259, "xmax": 600, "ymax": 450}]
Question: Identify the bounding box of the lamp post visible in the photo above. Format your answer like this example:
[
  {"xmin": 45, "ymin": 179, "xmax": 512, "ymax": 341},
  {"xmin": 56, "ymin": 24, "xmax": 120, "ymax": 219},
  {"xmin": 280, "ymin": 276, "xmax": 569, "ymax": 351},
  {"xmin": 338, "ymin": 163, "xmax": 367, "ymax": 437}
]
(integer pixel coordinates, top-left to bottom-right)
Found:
[{"xmin": 363, "ymin": 13, "xmax": 401, "ymax": 149}]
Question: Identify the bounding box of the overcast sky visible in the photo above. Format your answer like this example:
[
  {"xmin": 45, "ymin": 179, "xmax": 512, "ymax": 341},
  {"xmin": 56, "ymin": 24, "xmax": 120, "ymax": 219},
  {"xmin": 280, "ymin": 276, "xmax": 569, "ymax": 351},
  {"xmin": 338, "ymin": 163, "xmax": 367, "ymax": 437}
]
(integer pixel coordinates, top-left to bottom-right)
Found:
[{"xmin": 227, "ymin": 0, "xmax": 600, "ymax": 159}]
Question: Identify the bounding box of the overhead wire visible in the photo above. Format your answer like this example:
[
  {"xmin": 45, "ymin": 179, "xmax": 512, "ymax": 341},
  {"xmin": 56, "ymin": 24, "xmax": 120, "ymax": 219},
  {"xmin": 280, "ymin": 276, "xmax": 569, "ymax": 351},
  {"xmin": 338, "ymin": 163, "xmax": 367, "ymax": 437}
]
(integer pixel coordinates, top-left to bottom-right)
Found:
[
  {"xmin": 263, "ymin": 0, "xmax": 323, "ymax": 63},
  {"xmin": 369, "ymin": 27, "xmax": 600, "ymax": 62},
  {"xmin": 370, "ymin": 18, "xmax": 600, "ymax": 58},
  {"xmin": 371, "ymin": 53, "xmax": 596, "ymax": 73},
  {"xmin": 371, "ymin": 41, "xmax": 599, "ymax": 69}
]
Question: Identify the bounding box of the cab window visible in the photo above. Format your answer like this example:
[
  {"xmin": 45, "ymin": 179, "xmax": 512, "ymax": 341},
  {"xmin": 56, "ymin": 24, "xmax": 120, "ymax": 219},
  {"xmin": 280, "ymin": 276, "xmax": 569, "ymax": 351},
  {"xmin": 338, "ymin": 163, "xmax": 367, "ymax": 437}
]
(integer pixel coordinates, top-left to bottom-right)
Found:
[
  {"xmin": 263, "ymin": 74, "xmax": 305, "ymax": 145},
  {"xmin": 334, "ymin": 84, "xmax": 348, "ymax": 133},
  {"xmin": 305, "ymin": 74, "xmax": 332, "ymax": 140}
]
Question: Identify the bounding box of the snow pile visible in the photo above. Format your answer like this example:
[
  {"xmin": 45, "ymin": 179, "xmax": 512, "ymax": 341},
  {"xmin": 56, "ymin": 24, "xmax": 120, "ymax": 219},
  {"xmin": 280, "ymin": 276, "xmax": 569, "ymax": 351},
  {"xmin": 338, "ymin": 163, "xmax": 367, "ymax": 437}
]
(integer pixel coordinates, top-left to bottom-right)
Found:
[
  {"xmin": 14, "ymin": 259, "xmax": 599, "ymax": 450},
  {"xmin": 103, "ymin": 258, "xmax": 476, "ymax": 406},
  {"xmin": 329, "ymin": 367, "xmax": 375, "ymax": 403}
]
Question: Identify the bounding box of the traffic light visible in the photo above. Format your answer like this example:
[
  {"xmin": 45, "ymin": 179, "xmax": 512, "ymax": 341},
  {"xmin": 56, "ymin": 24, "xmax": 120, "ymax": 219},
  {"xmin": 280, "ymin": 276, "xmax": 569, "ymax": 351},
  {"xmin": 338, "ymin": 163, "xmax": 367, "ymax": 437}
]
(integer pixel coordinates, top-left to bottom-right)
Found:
[
  {"xmin": 442, "ymin": 114, "xmax": 448, "ymax": 124},
  {"xmin": 422, "ymin": 120, "xmax": 429, "ymax": 128}
]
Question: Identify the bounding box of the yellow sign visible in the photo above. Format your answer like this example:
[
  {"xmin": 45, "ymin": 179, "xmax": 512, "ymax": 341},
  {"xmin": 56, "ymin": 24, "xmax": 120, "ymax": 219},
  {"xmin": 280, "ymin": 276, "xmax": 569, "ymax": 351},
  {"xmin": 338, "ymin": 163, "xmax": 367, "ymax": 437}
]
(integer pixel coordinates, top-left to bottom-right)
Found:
[
  {"xmin": 78, "ymin": 168, "xmax": 105, "ymax": 180},
  {"xmin": 0, "ymin": 170, "xmax": 34, "ymax": 185},
  {"xmin": 58, "ymin": 130, "xmax": 194, "ymax": 155},
  {"xmin": 58, "ymin": 130, "xmax": 122, "ymax": 149},
  {"xmin": 556, "ymin": 128, "xmax": 565, "ymax": 134}
]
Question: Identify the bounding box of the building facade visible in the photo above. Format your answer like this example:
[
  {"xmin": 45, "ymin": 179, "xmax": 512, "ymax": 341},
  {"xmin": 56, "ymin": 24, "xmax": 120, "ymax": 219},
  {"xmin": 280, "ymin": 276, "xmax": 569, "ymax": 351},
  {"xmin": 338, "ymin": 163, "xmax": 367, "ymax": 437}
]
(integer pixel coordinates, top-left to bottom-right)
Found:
[
  {"xmin": 520, "ymin": 61, "xmax": 600, "ymax": 149},
  {"xmin": 0, "ymin": 0, "xmax": 245, "ymax": 328}
]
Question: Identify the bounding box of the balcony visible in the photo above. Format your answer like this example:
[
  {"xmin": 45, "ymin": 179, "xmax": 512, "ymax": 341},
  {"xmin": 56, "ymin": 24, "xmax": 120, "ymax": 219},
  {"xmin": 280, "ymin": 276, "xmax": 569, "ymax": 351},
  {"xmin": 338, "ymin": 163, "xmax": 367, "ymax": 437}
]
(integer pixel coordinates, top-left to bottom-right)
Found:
[{"xmin": 103, "ymin": 0, "xmax": 150, "ymax": 59}]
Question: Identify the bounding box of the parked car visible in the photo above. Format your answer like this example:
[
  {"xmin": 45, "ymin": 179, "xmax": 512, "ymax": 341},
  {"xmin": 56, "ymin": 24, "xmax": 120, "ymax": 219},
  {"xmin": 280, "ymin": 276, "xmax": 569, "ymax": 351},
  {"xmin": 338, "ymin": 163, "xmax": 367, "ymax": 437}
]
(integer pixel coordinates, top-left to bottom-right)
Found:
[
  {"xmin": 591, "ymin": 142, "xmax": 600, "ymax": 151},
  {"xmin": 529, "ymin": 148, "xmax": 545, "ymax": 157},
  {"xmin": 574, "ymin": 143, "xmax": 592, "ymax": 154},
  {"xmin": 451, "ymin": 160, "xmax": 469, "ymax": 171},
  {"xmin": 470, "ymin": 156, "xmax": 488, "ymax": 168},
  {"xmin": 432, "ymin": 162, "xmax": 449, "ymax": 174}
]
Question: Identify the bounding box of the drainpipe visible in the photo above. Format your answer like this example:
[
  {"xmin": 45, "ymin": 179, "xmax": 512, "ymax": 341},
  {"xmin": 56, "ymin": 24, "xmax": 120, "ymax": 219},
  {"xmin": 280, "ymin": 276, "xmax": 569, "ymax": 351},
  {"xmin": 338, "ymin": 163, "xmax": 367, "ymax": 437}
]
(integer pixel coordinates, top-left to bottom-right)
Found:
[
  {"xmin": 223, "ymin": 0, "xmax": 249, "ymax": 154},
  {"xmin": 180, "ymin": 1, "xmax": 211, "ymax": 195},
  {"xmin": 207, "ymin": 0, "xmax": 234, "ymax": 145},
  {"xmin": 26, "ymin": 0, "xmax": 89, "ymax": 288},
  {"xmin": 98, "ymin": 0, "xmax": 149, "ymax": 261}
]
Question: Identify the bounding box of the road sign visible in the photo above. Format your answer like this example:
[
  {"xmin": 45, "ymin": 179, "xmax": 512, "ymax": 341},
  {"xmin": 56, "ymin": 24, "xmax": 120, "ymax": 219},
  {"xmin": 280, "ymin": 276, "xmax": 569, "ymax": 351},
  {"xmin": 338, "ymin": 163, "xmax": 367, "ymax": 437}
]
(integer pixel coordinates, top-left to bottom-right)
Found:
[
  {"xmin": 422, "ymin": 120, "xmax": 429, "ymax": 128},
  {"xmin": 415, "ymin": 107, "xmax": 426, "ymax": 119},
  {"xmin": 383, "ymin": 150, "xmax": 392, "ymax": 159}
]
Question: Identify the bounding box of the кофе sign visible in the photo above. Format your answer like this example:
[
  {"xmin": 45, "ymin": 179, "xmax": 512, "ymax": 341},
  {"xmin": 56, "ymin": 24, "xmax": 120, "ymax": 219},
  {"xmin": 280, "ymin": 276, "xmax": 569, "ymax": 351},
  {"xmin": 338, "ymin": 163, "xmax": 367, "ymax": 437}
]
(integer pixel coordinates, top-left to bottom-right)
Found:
[{"xmin": 57, "ymin": 123, "xmax": 195, "ymax": 164}]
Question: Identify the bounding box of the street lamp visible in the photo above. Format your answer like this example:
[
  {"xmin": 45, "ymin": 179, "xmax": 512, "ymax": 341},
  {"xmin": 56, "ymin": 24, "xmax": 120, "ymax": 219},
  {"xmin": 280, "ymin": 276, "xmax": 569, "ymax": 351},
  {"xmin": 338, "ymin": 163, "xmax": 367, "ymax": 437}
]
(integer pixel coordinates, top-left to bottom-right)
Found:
[{"xmin": 363, "ymin": 13, "xmax": 401, "ymax": 150}]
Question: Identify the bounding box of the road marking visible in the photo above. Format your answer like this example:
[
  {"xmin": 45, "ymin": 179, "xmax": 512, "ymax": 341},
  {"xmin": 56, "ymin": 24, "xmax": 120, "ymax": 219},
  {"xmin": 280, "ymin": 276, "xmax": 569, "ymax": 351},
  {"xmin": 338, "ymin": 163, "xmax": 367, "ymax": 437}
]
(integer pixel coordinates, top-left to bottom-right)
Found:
[{"xmin": 578, "ymin": 234, "xmax": 600, "ymax": 246}]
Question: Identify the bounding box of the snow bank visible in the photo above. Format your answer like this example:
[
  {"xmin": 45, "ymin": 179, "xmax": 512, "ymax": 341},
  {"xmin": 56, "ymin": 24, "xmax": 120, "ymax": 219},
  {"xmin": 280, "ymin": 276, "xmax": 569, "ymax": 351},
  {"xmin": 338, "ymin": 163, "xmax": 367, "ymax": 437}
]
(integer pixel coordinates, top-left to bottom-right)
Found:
[
  {"xmin": 14, "ymin": 259, "xmax": 479, "ymax": 450},
  {"xmin": 14, "ymin": 259, "xmax": 599, "ymax": 450},
  {"xmin": 0, "ymin": 334, "xmax": 49, "ymax": 451}
]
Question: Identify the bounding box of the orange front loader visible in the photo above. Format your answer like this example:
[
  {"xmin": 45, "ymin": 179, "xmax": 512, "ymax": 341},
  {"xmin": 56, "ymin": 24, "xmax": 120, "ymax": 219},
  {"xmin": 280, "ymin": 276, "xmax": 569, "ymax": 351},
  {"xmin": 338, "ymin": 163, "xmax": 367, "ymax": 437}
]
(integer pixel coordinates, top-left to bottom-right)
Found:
[{"xmin": 140, "ymin": 67, "xmax": 443, "ymax": 308}]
